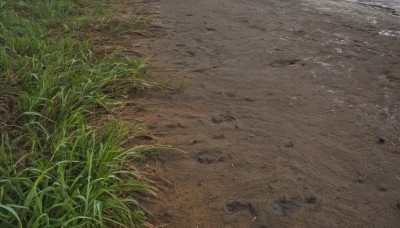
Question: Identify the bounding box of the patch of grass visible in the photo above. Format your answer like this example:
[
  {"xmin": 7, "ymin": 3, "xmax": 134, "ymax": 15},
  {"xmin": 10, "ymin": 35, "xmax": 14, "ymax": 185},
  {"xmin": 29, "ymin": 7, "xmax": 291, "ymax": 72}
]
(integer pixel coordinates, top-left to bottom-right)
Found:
[
  {"xmin": 100, "ymin": 16, "xmax": 149, "ymax": 36},
  {"xmin": 0, "ymin": 0, "xmax": 156, "ymax": 227}
]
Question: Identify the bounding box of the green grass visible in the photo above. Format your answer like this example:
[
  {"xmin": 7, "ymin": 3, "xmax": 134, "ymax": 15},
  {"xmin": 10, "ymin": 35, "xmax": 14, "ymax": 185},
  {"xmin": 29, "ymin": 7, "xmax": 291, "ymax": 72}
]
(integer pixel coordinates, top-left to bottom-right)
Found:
[{"xmin": 0, "ymin": 0, "xmax": 156, "ymax": 227}]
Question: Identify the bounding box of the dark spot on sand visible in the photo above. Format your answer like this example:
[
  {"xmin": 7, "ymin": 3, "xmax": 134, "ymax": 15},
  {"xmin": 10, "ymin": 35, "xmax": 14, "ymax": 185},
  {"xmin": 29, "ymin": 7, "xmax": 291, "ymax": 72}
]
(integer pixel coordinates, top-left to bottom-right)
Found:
[
  {"xmin": 244, "ymin": 97, "xmax": 255, "ymax": 102},
  {"xmin": 284, "ymin": 142, "xmax": 294, "ymax": 148},
  {"xmin": 304, "ymin": 190, "xmax": 317, "ymax": 204},
  {"xmin": 378, "ymin": 186, "xmax": 388, "ymax": 192},
  {"xmin": 193, "ymin": 68, "xmax": 206, "ymax": 73},
  {"xmin": 270, "ymin": 59, "xmax": 300, "ymax": 67},
  {"xmin": 205, "ymin": 27, "xmax": 216, "ymax": 31}
]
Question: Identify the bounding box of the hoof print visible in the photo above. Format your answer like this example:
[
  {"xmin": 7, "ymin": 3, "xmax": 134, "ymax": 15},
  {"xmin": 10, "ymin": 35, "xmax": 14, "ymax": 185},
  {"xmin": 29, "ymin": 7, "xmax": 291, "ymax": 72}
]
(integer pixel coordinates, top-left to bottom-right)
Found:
[
  {"xmin": 274, "ymin": 199, "xmax": 299, "ymax": 216},
  {"xmin": 212, "ymin": 112, "xmax": 236, "ymax": 124},
  {"xmin": 196, "ymin": 150, "xmax": 223, "ymax": 164},
  {"xmin": 226, "ymin": 201, "xmax": 257, "ymax": 216}
]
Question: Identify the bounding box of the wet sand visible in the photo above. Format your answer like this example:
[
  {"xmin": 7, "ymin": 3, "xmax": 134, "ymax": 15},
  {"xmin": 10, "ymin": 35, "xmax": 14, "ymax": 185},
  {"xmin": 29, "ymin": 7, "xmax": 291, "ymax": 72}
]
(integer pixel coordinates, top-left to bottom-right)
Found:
[{"xmin": 133, "ymin": 0, "xmax": 400, "ymax": 227}]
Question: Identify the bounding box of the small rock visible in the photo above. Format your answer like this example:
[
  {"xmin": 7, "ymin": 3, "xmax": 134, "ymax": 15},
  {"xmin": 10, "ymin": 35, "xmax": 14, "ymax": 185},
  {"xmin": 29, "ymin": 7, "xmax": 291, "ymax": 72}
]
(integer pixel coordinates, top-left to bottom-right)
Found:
[
  {"xmin": 190, "ymin": 139, "xmax": 199, "ymax": 145},
  {"xmin": 378, "ymin": 137, "xmax": 386, "ymax": 144},
  {"xmin": 304, "ymin": 190, "xmax": 317, "ymax": 204},
  {"xmin": 358, "ymin": 175, "xmax": 366, "ymax": 183},
  {"xmin": 197, "ymin": 155, "xmax": 208, "ymax": 164},
  {"xmin": 396, "ymin": 202, "xmax": 400, "ymax": 210}
]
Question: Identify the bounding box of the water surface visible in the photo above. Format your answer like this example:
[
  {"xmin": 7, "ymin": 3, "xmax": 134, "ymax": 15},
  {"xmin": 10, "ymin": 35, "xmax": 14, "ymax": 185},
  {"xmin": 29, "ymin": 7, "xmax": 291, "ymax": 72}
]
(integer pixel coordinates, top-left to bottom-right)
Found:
[{"xmin": 355, "ymin": 0, "xmax": 400, "ymax": 14}]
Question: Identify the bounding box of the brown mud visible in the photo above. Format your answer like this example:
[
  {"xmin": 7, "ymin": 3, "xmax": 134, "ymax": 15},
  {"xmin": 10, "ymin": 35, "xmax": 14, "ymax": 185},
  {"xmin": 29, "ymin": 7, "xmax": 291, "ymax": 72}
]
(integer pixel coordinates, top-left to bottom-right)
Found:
[{"xmin": 131, "ymin": 0, "xmax": 400, "ymax": 227}]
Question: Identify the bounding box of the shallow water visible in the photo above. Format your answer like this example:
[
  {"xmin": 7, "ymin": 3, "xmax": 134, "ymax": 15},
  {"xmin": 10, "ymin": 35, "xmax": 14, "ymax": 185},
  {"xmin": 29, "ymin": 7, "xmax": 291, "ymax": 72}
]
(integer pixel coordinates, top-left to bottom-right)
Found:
[{"xmin": 355, "ymin": 0, "xmax": 400, "ymax": 14}]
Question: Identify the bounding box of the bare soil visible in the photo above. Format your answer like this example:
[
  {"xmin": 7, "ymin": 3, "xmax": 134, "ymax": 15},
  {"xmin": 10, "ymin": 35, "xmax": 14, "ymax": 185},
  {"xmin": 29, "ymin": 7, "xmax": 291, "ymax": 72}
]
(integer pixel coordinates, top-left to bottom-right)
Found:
[{"xmin": 132, "ymin": 0, "xmax": 400, "ymax": 227}]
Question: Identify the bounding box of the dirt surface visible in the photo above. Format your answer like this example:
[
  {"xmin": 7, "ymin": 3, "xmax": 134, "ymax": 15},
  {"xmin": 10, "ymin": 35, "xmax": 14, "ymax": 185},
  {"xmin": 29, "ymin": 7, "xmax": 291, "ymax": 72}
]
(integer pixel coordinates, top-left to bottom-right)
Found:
[{"xmin": 132, "ymin": 0, "xmax": 400, "ymax": 227}]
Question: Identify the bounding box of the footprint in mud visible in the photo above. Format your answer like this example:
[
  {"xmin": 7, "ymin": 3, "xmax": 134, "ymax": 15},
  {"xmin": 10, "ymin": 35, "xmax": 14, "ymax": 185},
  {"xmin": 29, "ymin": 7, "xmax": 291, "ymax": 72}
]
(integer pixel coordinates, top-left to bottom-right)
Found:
[
  {"xmin": 270, "ymin": 59, "xmax": 301, "ymax": 67},
  {"xmin": 273, "ymin": 199, "xmax": 299, "ymax": 216},
  {"xmin": 196, "ymin": 150, "xmax": 224, "ymax": 164},
  {"xmin": 212, "ymin": 134, "xmax": 225, "ymax": 139},
  {"xmin": 223, "ymin": 91, "xmax": 238, "ymax": 98},
  {"xmin": 226, "ymin": 201, "xmax": 258, "ymax": 217},
  {"xmin": 212, "ymin": 112, "xmax": 236, "ymax": 124}
]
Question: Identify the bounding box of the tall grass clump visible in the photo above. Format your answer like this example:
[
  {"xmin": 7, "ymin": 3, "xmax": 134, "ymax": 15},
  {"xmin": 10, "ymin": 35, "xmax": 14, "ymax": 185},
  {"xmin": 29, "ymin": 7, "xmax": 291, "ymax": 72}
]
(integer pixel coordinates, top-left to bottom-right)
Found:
[{"xmin": 0, "ymin": 0, "xmax": 155, "ymax": 227}]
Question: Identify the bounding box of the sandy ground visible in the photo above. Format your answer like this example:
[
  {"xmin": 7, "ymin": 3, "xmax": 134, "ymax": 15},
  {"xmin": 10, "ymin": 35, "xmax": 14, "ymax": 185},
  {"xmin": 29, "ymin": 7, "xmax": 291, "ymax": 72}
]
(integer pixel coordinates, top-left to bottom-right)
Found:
[{"xmin": 131, "ymin": 0, "xmax": 400, "ymax": 227}]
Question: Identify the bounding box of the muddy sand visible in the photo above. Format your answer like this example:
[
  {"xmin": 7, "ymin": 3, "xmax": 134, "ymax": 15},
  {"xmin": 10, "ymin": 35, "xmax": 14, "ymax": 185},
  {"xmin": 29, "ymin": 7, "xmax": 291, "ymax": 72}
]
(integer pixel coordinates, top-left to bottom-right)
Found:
[{"xmin": 131, "ymin": 0, "xmax": 400, "ymax": 227}]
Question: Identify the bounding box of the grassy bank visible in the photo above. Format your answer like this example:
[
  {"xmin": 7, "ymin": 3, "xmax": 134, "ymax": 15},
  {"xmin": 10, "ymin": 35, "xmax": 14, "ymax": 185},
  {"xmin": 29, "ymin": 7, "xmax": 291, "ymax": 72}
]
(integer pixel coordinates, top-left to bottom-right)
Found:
[{"xmin": 0, "ymin": 0, "xmax": 154, "ymax": 227}]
